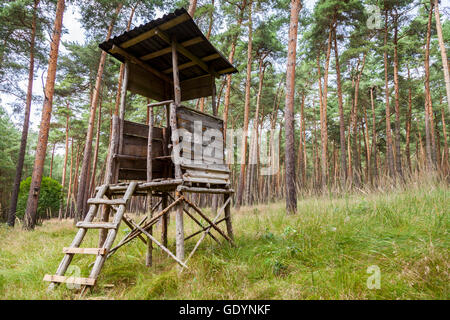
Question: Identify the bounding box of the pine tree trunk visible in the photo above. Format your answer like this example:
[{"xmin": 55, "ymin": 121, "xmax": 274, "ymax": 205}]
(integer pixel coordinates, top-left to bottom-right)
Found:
[
  {"xmin": 58, "ymin": 101, "xmax": 70, "ymax": 219},
  {"xmin": 24, "ymin": 0, "xmax": 65, "ymax": 230},
  {"xmin": 392, "ymin": 11, "xmax": 403, "ymax": 179},
  {"xmin": 188, "ymin": 0, "xmax": 198, "ymax": 17},
  {"xmin": 318, "ymin": 23, "xmax": 333, "ymax": 190},
  {"xmin": 441, "ymin": 105, "xmax": 449, "ymax": 175},
  {"xmin": 284, "ymin": 0, "xmax": 302, "ymax": 214},
  {"xmin": 76, "ymin": 4, "xmax": 122, "ymax": 221},
  {"xmin": 351, "ymin": 54, "xmax": 366, "ymax": 187},
  {"xmin": 424, "ymin": 4, "xmax": 437, "ymax": 169},
  {"xmin": 363, "ymin": 104, "xmax": 370, "ymax": 183},
  {"xmin": 8, "ymin": 0, "xmax": 40, "ymax": 227},
  {"xmin": 89, "ymin": 93, "xmax": 102, "ymax": 197},
  {"xmin": 383, "ymin": 10, "xmax": 395, "ymax": 177},
  {"xmin": 223, "ymin": 0, "xmax": 247, "ymax": 143},
  {"xmin": 65, "ymin": 138, "xmax": 74, "ymax": 218},
  {"xmin": 235, "ymin": 0, "xmax": 253, "ymax": 209},
  {"xmin": 434, "ymin": 0, "xmax": 450, "ymax": 114},
  {"xmin": 405, "ymin": 66, "xmax": 413, "ymax": 172},
  {"xmin": 245, "ymin": 58, "xmax": 266, "ymax": 204},
  {"xmin": 298, "ymin": 92, "xmax": 306, "ymax": 187},
  {"xmin": 333, "ymin": 30, "xmax": 347, "ymax": 185}
]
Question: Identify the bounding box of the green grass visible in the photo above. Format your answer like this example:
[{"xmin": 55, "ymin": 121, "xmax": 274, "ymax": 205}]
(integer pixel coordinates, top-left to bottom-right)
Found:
[{"xmin": 0, "ymin": 183, "xmax": 448, "ymax": 300}]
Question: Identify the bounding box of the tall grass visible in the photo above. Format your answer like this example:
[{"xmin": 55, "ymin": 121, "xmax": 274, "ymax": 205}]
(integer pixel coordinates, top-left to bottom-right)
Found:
[{"xmin": 0, "ymin": 180, "xmax": 448, "ymax": 299}]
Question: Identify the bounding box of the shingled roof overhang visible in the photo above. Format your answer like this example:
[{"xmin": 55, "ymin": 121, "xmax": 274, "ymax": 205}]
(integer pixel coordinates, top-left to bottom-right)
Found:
[{"xmin": 99, "ymin": 8, "xmax": 237, "ymax": 85}]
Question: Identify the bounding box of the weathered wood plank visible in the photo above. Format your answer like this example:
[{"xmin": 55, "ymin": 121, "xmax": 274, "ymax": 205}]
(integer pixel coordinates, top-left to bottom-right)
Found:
[
  {"xmin": 140, "ymin": 37, "xmax": 203, "ymax": 61},
  {"xmin": 156, "ymin": 28, "xmax": 212, "ymax": 75},
  {"xmin": 183, "ymin": 176, "xmax": 229, "ymax": 184},
  {"xmin": 110, "ymin": 45, "xmax": 172, "ymax": 84},
  {"xmin": 177, "ymin": 186, "xmax": 234, "ymax": 194},
  {"xmin": 76, "ymin": 222, "xmax": 117, "ymax": 229},
  {"xmin": 180, "ymin": 163, "xmax": 230, "ymax": 173},
  {"xmin": 44, "ymin": 275, "xmax": 96, "ymax": 286},
  {"xmin": 184, "ymin": 169, "xmax": 229, "ymax": 180},
  {"xmin": 87, "ymin": 198, "xmax": 126, "ymax": 206},
  {"xmin": 121, "ymin": 13, "xmax": 190, "ymax": 48},
  {"xmin": 62, "ymin": 247, "xmax": 107, "ymax": 255}
]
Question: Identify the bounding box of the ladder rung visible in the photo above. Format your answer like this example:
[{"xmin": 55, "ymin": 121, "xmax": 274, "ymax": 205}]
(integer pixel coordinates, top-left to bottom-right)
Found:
[
  {"xmin": 43, "ymin": 274, "xmax": 96, "ymax": 286},
  {"xmin": 76, "ymin": 222, "xmax": 117, "ymax": 229},
  {"xmin": 63, "ymin": 247, "xmax": 107, "ymax": 255},
  {"xmin": 87, "ymin": 198, "xmax": 127, "ymax": 206}
]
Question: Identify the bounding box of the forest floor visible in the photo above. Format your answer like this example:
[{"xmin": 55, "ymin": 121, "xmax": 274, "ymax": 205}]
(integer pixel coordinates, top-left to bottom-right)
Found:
[{"xmin": 0, "ymin": 181, "xmax": 448, "ymax": 300}]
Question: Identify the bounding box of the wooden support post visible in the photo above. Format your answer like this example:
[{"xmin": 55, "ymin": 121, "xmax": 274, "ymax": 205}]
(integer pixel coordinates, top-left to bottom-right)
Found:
[
  {"xmin": 146, "ymin": 105, "xmax": 154, "ymax": 267},
  {"xmin": 211, "ymin": 72, "xmax": 217, "ymax": 116},
  {"xmin": 161, "ymin": 193, "xmax": 168, "ymax": 247},
  {"xmin": 118, "ymin": 62, "xmax": 129, "ymax": 156},
  {"xmin": 224, "ymin": 193, "xmax": 234, "ymax": 240},
  {"xmin": 171, "ymin": 36, "xmax": 185, "ymax": 268},
  {"xmin": 175, "ymin": 191, "xmax": 185, "ymax": 266},
  {"xmin": 172, "ymin": 36, "xmax": 181, "ymax": 105}
]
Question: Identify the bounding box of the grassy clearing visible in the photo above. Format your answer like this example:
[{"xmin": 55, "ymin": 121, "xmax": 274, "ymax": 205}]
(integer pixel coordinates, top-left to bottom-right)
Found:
[{"xmin": 0, "ymin": 182, "xmax": 448, "ymax": 300}]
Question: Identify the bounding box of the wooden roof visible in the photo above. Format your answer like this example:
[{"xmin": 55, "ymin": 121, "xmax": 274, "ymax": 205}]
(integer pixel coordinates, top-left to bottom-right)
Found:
[{"xmin": 99, "ymin": 8, "xmax": 237, "ymax": 102}]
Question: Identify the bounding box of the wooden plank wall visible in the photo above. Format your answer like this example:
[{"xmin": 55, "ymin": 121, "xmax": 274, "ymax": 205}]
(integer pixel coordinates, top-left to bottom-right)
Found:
[
  {"xmin": 176, "ymin": 106, "xmax": 230, "ymax": 185},
  {"xmin": 118, "ymin": 120, "xmax": 172, "ymax": 180}
]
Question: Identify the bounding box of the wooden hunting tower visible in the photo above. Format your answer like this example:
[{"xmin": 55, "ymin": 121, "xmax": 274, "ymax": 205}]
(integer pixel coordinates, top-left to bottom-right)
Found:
[{"xmin": 44, "ymin": 8, "xmax": 237, "ymax": 291}]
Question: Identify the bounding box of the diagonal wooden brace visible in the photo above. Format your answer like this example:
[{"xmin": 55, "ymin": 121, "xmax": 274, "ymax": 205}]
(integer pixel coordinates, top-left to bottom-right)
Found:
[
  {"xmin": 183, "ymin": 197, "xmax": 235, "ymax": 245},
  {"xmin": 128, "ymin": 220, "xmax": 188, "ymax": 269},
  {"xmin": 183, "ymin": 197, "xmax": 232, "ymax": 267}
]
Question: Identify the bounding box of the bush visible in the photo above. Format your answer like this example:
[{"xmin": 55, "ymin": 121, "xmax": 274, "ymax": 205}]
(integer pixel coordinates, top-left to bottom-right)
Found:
[{"xmin": 16, "ymin": 177, "xmax": 63, "ymax": 221}]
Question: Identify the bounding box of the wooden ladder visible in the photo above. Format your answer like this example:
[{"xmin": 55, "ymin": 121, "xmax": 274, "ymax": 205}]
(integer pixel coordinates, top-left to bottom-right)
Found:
[{"xmin": 44, "ymin": 182, "xmax": 138, "ymax": 291}]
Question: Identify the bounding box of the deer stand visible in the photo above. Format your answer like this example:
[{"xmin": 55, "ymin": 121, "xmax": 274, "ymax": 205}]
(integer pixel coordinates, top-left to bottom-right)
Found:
[{"xmin": 44, "ymin": 8, "xmax": 237, "ymax": 293}]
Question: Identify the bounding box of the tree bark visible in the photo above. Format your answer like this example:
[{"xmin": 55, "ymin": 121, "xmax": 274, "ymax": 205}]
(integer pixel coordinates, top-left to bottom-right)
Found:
[
  {"xmin": 392, "ymin": 10, "xmax": 403, "ymax": 179},
  {"xmin": 333, "ymin": 30, "xmax": 347, "ymax": 184},
  {"xmin": 298, "ymin": 92, "xmax": 306, "ymax": 187},
  {"xmin": 58, "ymin": 101, "xmax": 70, "ymax": 219},
  {"xmin": 235, "ymin": 0, "xmax": 252, "ymax": 210},
  {"xmin": 424, "ymin": 3, "xmax": 437, "ymax": 169},
  {"xmin": 405, "ymin": 66, "xmax": 413, "ymax": 172},
  {"xmin": 8, "ymin": 0, "xmax": 40, "ymax": 227},
  {"xmin": 76, "ymin": 3, "xmax": 122, "ymax": 221},
  {"xmin": 383, "ymin": 9, "xmax": 395, "ymax": 177},
  {"xmin": 89, "ymin": 91, "xmax": 102, "ymax": 197},
  {"xmin": 49, "ymin": 142, "xmax": 56, "ymax": 179},
  {"xmin": 441, "ymin": 105, "xmax": 449, "ymax": 175},
  {"xmin": 223, "ymin": 0, "xmax": 247, "ymax": 143},
  {"xmin": 24, "ymin": 0, "xmax": 65, "ymax": 230},
  {"xmin": 245, "ymin": 57, "xmax": 267, "ymax": 205},
  {"xmin": 318, "ymin": 22, "xmax": 334, "ymax": 190},
  {"xmin": 284, "ymin": 0, "xmax": 302, "ymax": 214},
  {"xmin": 434, "ymin": 0, "xmax": 450, "ymax": 114},
  {"xmin": 65, "ymin": 138, "xmax": 74, "ymax": 218},
  {"xmin": 188, "ymin": 0, "xmax": 198, "ymax": 17}
]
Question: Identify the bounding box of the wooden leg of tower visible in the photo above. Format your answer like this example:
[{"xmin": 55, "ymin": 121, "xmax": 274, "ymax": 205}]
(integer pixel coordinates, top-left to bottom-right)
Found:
[
  {"xmin": 145, "ymin": 191, "xmax": 153, "ymax": 267},
  {"xmin": 161, "ymin": 193, "xmax": 168, "ymax": 248},
  {"xmin": 224, "ymin": 193, "xmax": 234, "ymax": 240},
  {"xmin": 175, "ymin": 191, "xmax": 184, "ymax": 269}
]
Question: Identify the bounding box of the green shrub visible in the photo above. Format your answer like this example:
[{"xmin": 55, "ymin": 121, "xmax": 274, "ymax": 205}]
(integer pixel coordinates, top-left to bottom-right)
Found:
[{"xmin": 16, "ymin": 176, "xmax": 63, "ymax": 220}]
